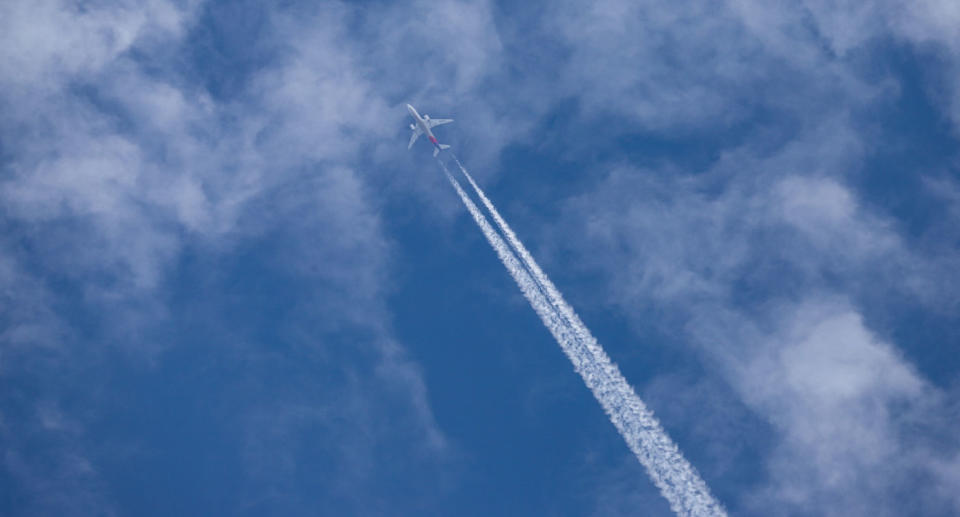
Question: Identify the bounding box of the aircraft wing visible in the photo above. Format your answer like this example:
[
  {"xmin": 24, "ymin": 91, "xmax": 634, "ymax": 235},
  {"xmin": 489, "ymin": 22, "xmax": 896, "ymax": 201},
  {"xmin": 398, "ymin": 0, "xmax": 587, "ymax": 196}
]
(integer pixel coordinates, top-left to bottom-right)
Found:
[
  {"xmin": 407, "ymin": 127, "xmax": 422, "ymax": 149},
  {"xmin": 426, "ymin": 118, "xmax": 453, "ymax": 128}
]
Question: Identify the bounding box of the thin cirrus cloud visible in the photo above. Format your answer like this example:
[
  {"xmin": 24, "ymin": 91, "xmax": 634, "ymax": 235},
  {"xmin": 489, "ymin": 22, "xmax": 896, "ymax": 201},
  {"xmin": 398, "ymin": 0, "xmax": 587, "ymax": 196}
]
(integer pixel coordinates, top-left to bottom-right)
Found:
[
  {"xmin": 543, "ymin": 2, "xmax": 960, "ymax": 513},
  {"xmin": 0, "ymin": 1, "xmax": 461, "ymax": 514}
]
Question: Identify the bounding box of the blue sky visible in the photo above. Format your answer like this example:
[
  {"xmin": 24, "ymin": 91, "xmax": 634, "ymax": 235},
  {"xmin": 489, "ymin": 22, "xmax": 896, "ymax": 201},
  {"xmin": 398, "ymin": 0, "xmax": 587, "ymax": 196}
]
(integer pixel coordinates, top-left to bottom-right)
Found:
[{"xmin": 2, "ymin": 0, "xmax": 960, "ymax": 515}]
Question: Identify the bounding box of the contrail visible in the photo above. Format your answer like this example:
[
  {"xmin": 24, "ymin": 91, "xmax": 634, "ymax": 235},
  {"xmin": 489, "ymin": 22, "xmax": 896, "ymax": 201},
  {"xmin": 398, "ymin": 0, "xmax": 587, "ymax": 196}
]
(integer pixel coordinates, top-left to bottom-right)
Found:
[
  {"xmin": 448, "ymin": 156, "xmax": 726, "ymax": 517},
  {"xmin": 439, "ymin": 161, "xmax": 594, "ymax": 376}
]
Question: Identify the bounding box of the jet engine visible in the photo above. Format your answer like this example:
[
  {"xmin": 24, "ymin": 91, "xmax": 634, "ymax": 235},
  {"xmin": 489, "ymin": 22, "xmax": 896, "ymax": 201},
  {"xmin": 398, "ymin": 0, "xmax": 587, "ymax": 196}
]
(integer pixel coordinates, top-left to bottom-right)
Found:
[{"xmin": 409, "ymin": 123, "xmax": 416, "ymax": 131}]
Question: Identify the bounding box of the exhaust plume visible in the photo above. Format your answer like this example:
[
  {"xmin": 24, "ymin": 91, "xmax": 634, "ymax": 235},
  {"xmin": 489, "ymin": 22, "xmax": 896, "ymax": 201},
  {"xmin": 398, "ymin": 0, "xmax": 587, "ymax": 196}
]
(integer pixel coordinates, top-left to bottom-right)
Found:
[{"xmin": 447, "ymin": 157, "xmax": 726, "ymax": 517}]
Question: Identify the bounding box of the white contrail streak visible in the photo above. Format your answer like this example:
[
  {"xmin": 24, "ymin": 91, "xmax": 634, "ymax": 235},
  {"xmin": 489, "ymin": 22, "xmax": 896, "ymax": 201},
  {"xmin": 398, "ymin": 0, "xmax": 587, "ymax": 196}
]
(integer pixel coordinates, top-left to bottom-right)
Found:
[
  {"xmin": 440, "ymin": 161, "xmax": 594, "ymax": 375},
  {"xmin": 449, "ymin": 157, "xmax": 726, "ymax": 517}
]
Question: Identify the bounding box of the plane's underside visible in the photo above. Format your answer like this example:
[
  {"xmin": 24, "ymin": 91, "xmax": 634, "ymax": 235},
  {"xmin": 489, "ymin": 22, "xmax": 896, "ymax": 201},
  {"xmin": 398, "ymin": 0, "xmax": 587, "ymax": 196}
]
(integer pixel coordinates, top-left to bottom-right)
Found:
[{"xmin": 407, "ymin": 103, "xmax": 452, "ymax": 156}]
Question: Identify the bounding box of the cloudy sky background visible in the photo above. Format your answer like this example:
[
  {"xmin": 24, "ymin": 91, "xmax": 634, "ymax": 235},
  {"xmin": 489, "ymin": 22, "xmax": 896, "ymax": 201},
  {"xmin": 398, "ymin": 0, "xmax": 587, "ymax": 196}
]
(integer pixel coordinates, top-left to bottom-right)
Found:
[{"xmin": 2, "ymin": 0, "xmax": 959, "ymax": 515}]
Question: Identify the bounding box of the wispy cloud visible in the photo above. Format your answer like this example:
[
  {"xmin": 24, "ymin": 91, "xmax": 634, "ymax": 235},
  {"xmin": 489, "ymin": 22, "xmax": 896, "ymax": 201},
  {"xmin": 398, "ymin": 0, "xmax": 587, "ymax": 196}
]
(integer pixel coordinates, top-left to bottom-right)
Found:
[
  {"xmin": 0, "ymin": 1, "xmax": 455, "ymax": 513},
  {"xmin": 550, "ymin": 81, "xmax": 960, "ymax": 517}
]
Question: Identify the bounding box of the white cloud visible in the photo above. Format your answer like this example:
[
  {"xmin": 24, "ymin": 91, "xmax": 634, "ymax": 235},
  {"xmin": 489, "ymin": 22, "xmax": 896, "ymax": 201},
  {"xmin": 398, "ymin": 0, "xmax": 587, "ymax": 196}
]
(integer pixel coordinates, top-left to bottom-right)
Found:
[
  {"xmin": 553, "ymin": 115, "xmax": 959, "ymax": 514},
  {"xmin": 799, "ymin": 0, "xmax": 960, "ymax": 133},
  {"xmin": 773, "ymin": 175, "xmax": 902, "ymax": 263},
  {"xmin": 0, "ymin": 1, "xmax": 459, "ymax": 513},
  {"xmin": 539, "ymin": 0, "xmax": 888, "ymax": 134},
  {"xmin": 710, "ymin": 299, "xmax": 951, "ymax": 516},
  {"xmin": 0, "ymin": 0, "xmax": 192, "ymax": 91}
]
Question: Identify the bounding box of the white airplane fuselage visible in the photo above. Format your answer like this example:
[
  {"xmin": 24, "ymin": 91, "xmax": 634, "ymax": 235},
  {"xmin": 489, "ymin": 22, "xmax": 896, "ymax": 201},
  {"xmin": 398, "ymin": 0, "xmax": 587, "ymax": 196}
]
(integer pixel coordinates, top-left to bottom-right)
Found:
[
  {"xmin": 407, "ymin": 104, "xmax": 441, "ymax": 148},
  {"xmin": 406, "ymin": 104, "xmax": 452, "ymax": 156}
]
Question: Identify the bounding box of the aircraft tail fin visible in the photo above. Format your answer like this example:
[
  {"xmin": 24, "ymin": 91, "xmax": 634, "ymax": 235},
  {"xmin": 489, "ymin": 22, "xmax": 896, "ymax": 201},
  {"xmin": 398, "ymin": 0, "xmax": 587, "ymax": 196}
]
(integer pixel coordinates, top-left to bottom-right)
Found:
[{"xmin": 433, "ymin": 144, "xmax": 450, "ymax": 157}]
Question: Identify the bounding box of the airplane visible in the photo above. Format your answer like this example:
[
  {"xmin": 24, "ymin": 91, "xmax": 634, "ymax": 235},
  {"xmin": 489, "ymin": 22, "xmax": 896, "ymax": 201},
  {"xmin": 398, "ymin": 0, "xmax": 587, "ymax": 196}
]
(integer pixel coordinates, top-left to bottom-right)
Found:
[{"xmin": 406, "ymin": 103, "xmax": 452, "ymax": 157}]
